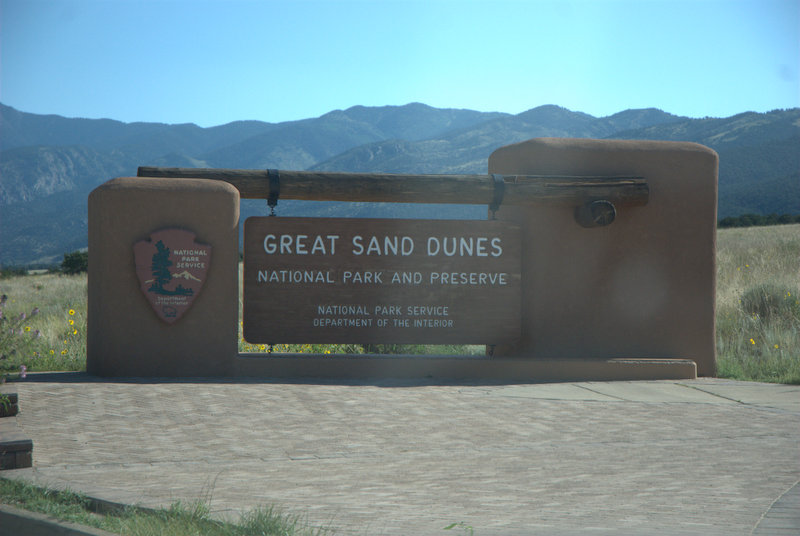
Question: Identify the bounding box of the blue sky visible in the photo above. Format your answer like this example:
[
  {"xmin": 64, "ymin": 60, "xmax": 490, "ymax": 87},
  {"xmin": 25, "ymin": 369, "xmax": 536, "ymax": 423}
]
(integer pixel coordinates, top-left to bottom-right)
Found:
[{"xmin": 2, "ymin": 0, "xmax": 798, "ymax": 127}]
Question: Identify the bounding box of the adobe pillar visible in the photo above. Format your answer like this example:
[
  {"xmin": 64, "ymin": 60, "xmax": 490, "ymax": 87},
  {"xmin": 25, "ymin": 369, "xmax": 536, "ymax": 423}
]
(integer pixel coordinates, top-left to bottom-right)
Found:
[
  {"xmin": 87, "ymin": 177, "xmax": 240, "ymax": 376},
  {"xmin": 489, "ymin": 138, "xmax": 718, "ymax": 376}
]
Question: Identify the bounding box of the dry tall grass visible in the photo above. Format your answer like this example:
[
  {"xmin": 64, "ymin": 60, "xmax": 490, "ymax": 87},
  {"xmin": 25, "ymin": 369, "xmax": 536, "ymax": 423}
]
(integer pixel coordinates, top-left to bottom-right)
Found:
[
  {"xmin": 716, "ymin": 224, "xmax": 800, "ymax": 383},
  {"xmin": 0, "ymin": 273, "xmax": 87, "ymax": 373}
]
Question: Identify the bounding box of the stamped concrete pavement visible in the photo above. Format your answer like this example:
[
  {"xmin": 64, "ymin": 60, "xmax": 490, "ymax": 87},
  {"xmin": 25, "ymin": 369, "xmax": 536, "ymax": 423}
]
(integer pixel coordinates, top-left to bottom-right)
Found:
[{"xmin": 2, "ymin": 373, "xmax": 799, "ymax": 535}]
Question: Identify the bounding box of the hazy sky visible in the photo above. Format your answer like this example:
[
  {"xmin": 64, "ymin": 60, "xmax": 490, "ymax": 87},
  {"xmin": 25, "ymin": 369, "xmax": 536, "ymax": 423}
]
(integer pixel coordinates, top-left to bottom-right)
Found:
[{"xmin": 2, "ymin": 0, "xmax": 798, "ymax": 127}]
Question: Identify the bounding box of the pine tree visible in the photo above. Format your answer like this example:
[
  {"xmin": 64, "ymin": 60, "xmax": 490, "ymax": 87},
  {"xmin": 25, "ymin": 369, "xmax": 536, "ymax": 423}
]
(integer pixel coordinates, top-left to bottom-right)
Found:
[{"xmin": 149, "ymin": 240, "xmax": 173, "ymax": 293}]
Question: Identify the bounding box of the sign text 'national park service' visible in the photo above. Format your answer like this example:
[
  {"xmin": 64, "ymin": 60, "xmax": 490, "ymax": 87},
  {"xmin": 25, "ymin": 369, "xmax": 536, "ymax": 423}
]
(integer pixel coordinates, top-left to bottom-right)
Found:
[
  {"xmin": 134, "ymin": 229, "xmax": 211, "ymax": 323},
  {"xmin": 243, "ymin": 217, "xmax": 521, "ymax": 344}
]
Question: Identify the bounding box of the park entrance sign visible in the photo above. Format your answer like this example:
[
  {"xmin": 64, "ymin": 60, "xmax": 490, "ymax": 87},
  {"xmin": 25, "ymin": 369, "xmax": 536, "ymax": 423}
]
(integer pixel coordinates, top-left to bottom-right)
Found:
[
  {"xmin": 243, "ymin": 217, "xmax": 521, "ymax": 344},
  {"xmin": 88, "ymin": 137, "xmax": 719, "ymax": 380}
]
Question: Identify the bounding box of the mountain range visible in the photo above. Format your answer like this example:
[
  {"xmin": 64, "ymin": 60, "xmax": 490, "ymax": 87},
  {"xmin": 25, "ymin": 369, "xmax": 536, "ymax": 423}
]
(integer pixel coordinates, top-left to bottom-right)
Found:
[{"xmin": 1, "ymin": 102, "xmax": 798, "ymax": 266}]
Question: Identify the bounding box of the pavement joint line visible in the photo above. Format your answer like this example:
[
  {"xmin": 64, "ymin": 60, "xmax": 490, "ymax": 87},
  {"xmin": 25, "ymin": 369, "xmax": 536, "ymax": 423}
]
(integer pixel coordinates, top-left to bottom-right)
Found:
[
  {"xmin": 676, "ymin": 382, "xmax": 748, "ymax": 405},
  {"xmin": 750, "ymin": 480, "xmax": 800, "ymax": 535},
  {"xmin": 572, "ymin": 383, "xmax": 628, "ymax": 401},
  {"xmin": 678, "ymin": 383, "xmax": 800, "ymax": 416}
]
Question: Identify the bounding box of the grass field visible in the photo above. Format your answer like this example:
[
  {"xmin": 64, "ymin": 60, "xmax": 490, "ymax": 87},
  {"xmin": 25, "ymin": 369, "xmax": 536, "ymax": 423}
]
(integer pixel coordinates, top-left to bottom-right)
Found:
[
  {"xmin": 715, "ymin": 224, "xmax": 799, "ymax": 383},
  {"xmin": 0, "ymin": 273, "xmax": 86, "ymax": 376},
  {"xmin": 2, "ymin": 224, "xmax": 798, "ymax": 383}
]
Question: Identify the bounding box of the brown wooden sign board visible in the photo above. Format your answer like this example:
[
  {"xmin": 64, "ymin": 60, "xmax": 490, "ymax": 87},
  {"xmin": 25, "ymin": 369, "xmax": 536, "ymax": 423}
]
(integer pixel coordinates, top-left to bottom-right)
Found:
[{"xmin": 243, "ymin": 217, "xmax": 521, "ymax": 345}]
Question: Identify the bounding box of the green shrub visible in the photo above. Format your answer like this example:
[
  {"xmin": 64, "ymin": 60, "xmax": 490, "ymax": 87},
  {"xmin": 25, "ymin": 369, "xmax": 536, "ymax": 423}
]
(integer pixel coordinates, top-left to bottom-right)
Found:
[
  {"xmin": 0, "ymin": 294, "xmax": 40, "ymax": 377},
  {"xmin": 740, "ymin": 283, "xmax": 800, "ymax": 322},
  {"xmin": 62, "ymin": 251, "xmax": 88, "ymax": 275},
  {"xmin": 0, "ymin": 267, "xmax": 26, "ymax": 278}
]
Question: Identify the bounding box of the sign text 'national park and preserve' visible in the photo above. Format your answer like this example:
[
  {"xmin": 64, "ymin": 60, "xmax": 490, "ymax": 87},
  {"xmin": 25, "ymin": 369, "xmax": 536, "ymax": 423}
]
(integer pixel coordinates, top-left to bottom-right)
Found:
[{"xmin": 243, "ymin": 217, "xmax": 521, "ymax": 344}]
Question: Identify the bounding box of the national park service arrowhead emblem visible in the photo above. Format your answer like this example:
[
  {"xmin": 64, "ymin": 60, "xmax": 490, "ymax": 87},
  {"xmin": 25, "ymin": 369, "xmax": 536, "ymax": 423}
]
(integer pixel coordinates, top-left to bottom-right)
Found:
[{"xmin": 133, "ymin": 229, "xmax": 211, "ymax": 323}]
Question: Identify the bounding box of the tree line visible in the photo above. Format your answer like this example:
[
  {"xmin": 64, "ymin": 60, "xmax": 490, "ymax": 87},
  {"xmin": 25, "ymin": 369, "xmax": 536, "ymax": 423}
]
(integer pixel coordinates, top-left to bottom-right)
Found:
[{"xmin": 718, "ymin": 214, "xmax": 800, "ymax": 228}]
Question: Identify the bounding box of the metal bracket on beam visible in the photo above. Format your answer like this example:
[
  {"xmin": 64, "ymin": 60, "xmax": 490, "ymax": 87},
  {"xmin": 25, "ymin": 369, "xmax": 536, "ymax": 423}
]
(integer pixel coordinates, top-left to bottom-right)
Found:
[
  {"xmin": 267, "ymin": 169, "xmax": 280, "ymax": 216},
  {"xmin": 574, "ymin": 200, "xmax": 617, "ymax": 228},
  {"xmin": 489, "ymin": 174, "xmax": 505, "ymax": 219}
]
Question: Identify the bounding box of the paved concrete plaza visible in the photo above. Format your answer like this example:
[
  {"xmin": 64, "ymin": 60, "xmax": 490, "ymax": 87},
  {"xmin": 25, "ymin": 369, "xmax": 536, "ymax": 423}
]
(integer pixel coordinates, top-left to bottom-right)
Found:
[{"xmin": 3, "ymin": 373, "xmax": 799, "ymax": 535}]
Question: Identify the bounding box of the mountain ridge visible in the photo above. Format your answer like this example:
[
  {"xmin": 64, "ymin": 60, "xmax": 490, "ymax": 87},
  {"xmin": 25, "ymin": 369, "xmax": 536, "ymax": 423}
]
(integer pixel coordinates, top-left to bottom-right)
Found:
[{"xmin": 1, "ymin": 102, "xmax": 797, "ymax": 265}]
